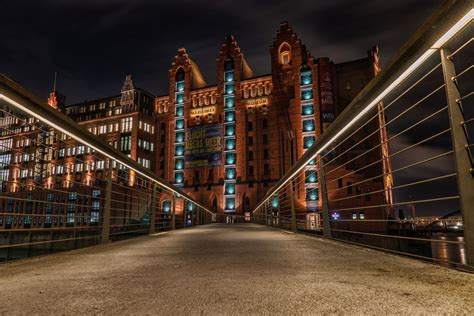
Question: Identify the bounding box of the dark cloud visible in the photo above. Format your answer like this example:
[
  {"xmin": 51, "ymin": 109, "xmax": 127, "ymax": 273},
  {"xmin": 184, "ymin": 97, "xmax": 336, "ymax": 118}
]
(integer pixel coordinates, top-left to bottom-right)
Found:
[{"xmin": 0, "ymin": 0, "xmax": 444, "ymax": 103}]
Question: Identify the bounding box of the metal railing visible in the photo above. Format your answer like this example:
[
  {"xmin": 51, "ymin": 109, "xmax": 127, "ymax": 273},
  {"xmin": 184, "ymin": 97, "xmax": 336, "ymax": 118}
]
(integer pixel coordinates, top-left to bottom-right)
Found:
[
  {"xmin": 252, "ymin": 1, "xmax": 473, "ymax": 269},
  {"xmin": 0, "ymin": 75, "xmax": 215, "ymax": 262}
]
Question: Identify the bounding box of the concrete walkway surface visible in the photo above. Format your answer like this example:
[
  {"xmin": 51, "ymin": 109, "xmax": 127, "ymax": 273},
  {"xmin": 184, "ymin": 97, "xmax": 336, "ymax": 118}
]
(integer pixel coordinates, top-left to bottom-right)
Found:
[{"xmin": 0, "ymin": 223, "xmax": 473, "ymax": 315}]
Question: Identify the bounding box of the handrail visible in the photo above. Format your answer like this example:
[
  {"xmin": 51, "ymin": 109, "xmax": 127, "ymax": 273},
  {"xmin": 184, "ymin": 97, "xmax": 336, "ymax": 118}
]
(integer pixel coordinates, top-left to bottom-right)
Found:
[
  {"xmin": 0, "ymin": 74, "xmax": 215, "ymax": 216},
  {"xmin": 252, "ymin": 0, "xmax": 473, "ymax": 213}
]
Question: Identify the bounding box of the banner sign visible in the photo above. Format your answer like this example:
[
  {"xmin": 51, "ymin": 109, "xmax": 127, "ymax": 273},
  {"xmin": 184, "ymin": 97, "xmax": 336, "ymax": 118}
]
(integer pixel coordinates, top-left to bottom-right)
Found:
[
  {"xmin": 185, "ymin": 125, "xmax": 222, "ymax": 168},
  {"xmin": 319, "ymin": 61, "xmax": 335, "ymax": 132}
]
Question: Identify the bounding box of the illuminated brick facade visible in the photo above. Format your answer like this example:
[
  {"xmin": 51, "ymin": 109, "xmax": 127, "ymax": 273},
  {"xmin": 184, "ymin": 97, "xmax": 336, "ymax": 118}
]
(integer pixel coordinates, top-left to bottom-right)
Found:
[{"xmin": 156, "ymin": 22, "xmax": 392, "ymax": 223}]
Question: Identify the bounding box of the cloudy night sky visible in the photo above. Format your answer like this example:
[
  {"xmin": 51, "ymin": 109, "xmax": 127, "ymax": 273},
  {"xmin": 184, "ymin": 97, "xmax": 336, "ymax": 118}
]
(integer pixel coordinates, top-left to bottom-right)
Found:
[{"xmin": 1, "ymin": 0, "xmax": 445, "ymax": 104}]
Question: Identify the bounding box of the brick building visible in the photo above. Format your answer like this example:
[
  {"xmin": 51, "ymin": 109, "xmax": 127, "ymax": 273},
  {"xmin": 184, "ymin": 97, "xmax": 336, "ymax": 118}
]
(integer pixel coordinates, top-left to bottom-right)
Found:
[{"xmin": 155, "ymin": 22, "xmax": 393, "ymax": 227}]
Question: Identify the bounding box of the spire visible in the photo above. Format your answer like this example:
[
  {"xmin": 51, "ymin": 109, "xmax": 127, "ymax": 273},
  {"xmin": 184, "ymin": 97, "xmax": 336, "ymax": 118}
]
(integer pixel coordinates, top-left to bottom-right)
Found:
[
  {"xmin": 53, "ymin": 72, "xmax": 57, "ymax": 91},
  {"xmin": 47, "ymin": 71, "xmax": 66, "ymax": 111}
]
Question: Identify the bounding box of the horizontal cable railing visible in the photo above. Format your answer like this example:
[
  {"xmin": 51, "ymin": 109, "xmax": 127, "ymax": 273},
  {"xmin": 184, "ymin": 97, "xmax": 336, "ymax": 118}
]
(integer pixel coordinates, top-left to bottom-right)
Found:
[
  {"xmin": 0, "ymin": 76, "xmax": 214, "ymax": 262},
  {"xmin": 252, "ymin": 1, "xmax": 473, "ymax": 269}
]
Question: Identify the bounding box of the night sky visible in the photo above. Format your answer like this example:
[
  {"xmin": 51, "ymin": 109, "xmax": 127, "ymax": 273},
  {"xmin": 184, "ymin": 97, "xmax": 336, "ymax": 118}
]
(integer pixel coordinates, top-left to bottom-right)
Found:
[{"xmin": 1, "ymin": 0, "xmax": 444, "ymax": 104}]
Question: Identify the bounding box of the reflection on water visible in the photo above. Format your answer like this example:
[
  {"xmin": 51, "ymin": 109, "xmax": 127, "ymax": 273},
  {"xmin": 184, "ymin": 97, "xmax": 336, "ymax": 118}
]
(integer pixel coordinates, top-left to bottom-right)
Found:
[{"xmin": 430, "ymin": 235, "xmax": 466, "ymax": 265}]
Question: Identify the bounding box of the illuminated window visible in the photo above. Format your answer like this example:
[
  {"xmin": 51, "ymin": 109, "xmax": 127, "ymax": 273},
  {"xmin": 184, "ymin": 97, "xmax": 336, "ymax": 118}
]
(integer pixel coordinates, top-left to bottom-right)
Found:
[
  {"xmin": 302, "ymin": 89, "xmax": 313, "ymax": 100},
  {"xmin": 162, "ymin": 200, "xmax": 171, "ymax": 213},
  {"xmin": 279, "ymin": 43, "xmax": 291, "ymax": 65},
  {"xmin": 300, "ymin": 65, "xmax": 312, "ymax": 85},
  {"xmin": 176, "ymin": 106, "xmax": 184, "ymax": 117},
  {"xmin": 225, "ymin": 153, "xmax": 236, "ymax": 165},
  {"xmin": 225, "ymin": 97, "xmax": 234, "ymax": 108},
  {"xmin": 306, "ymin": 188, "xmax": 318, "ymax": 201},
  {"xmin": 225, "ymin": 111, "xmax": 235, "ymax": 122},
  {"xmin": 225, "ymin": 125, "xmax": 235, "ymax": 137},
  {"xmin": 175, "ymin": 132, "xmax": 185, "ymax": 143},
  {"xmin": 303, "ymin": 136, "xmax": 315, "ymax": 149},
  {"xmin": 175, "ymin": 145, "xmax": 185, "ymax": 156},
  {"xmin": 225, "ymin": 183, "xmax": 235, "ymax": 195},
  {"xmin": 302, "ymin": 104, "xmax": 314, "ymax": 115},
  {"xmin": 175, "ymin": 158, "xmax": 184, "ymax": 170},
  {"xmin": 121, "ymin": 117, "xmax": 133, "ymax": 133},
  {"xmin": 305, "ymin": 170, "xmax": 317, "ymax": 183},
  {"xmin": 225, "ymin": 168, "xmax": 236, "ymax": 180},
  {"xmin": 175, "ymin": 119, "xmax": 185, "ymax": 130},
  {"xmin": 271, "ymin": 196, "xmax": 279, "ymax": 208},
  {"xmin": 174, "ymin": 172, "xmax": 184, "ymax": 184},
  {"xmin": 225, "ymin": 197, "xmax": 235, "ymax": 210},
  {"xmin": 303, "ymin": 119, "xmax": 315, "ymax": 132}
]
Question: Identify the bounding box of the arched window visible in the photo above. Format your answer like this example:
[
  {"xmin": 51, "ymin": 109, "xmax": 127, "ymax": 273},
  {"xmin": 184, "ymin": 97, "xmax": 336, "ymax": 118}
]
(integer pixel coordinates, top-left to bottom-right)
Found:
[
  {"xmin": 224, "ymin": 57, "xmax": 234, "ymax": 71},
  {"xmin": 278, "ymin": 43, "xmax": 291, "ymax": 65},
  {"xmin": 175, "ymin": 68, "xmax": 185, "ymax": 82}
]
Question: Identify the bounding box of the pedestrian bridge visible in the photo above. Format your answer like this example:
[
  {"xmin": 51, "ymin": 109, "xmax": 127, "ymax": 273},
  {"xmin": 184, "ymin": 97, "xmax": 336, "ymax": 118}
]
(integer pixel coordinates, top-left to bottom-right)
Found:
[
  {"xmin": 0, "ymin": 1, "xmax": 473, "ymax": 314},
  {"xmin": 0, "ymin": 223, "xmax": 473, "ymax": 314}
]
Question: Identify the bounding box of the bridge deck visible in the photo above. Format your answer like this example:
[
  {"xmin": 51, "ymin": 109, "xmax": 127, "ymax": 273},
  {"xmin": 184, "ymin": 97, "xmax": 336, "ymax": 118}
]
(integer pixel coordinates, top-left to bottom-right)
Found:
[{"xmin": 0, "ymin": 223, "xmax": 472, "ymax": 314}]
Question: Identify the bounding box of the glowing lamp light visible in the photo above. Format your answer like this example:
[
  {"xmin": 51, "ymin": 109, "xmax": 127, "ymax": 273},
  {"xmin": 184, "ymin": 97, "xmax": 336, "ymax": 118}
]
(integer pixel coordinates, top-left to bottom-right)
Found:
[
  {"xmin": 225, "ymin": 84, "xmax": 234, "ymax": 95},
  {"xmin": 225, "ymin": 72, "xmax": 234, "ymax": 82},
  {"xmin": 186, "ymin": 202, "xmax": 194, "ymax": 211},
  {"xmin": 302, "ymin": 89, "xmax": 313, "ymax": 100},
  {"xmin": 225, "ymin": 125, "xmax": 235, "ymax": 136},
  {"xmin": 175, "ymin": 145, "xmax": 184, "ymax": 156},
  {"xmin": 175, "ymin": 119, "xmax": 184, "ymax": 130},
  {"xmin": 225, "ymin": 198, "xmax": 235, "ymax": 210},
  {"xmin": 176, "ymin": 106, "xmax": 184, "ymax": 117},
  {"xmin": 306, "ymin": 188, "xmax": 318, "ymax": 201},
  {"xmin": 271, "ymin": 196, "xmax": 279, "ymax": 209},
  {"xmin": 225, "ymin": 97, "xmax": 234, "ymax": 108},
  {"xmin": 306, "ymin": 171, "xmax": 317, "ymax": 183},
  {"xmin": 176, "ymin": 81, "xmax": 185, "ymax": 92},
  {"xmin": 225, "ymin": 168, "xmax": 236, "ymax": 180},
  {"xmin": 225, "ymin": 183, "xmax": 235, "ymax": 195},
  {"xmin": 225, "ymin": 139, "xmax": 236, "ymax": 150},
  {"xmin": 225, "ymin": 153, "xmax": 236, "ymax": 165},
  {"xmin": 303, "ymin": 136, "xmax": 315, "ymax": 149},
  {"xmin": 174, "ymin": 172, "xmax": 184, "ymax": 184},
  {"xmin": 176, "ymin": 93, "xmax": 184, "ymax": 104},
  {"xmin": 175, "ymin": 132, "xmax": 184, "ymax": 143},
  {"xmin": 301, "ymin": 74, "xmax": 312, "ymax": 85},
  {"xmin": 303, "ymin": 119, "xmax": 315, "ymax": 132},
  {"xmin": 302, "ymin": 104, "xmax": 314, "ymax": 115},
  {"xmin": 331, "ymin": 212, "xmax": 340, "ymax": 220},
  {"xmin": 163, "ymin": 201, "xmax": 171, "ymax": 213},
  {"xmin": 225, "ymin": 111, "xmax": 235, "ymax": 122},
  {"xmin": 175, "ymin": 159, "xmax": 184, "ymax": 170}
]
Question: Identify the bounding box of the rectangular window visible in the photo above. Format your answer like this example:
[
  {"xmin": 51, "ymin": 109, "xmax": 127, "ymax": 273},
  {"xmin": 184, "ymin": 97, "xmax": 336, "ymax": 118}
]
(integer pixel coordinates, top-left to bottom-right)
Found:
[
  {"xmin": 121, "ymin": 117, "xmax": 133, "ymax": 133},
  {"xmin": 120, "ymin": 136, "xmax": 132, "ymax": 152}
]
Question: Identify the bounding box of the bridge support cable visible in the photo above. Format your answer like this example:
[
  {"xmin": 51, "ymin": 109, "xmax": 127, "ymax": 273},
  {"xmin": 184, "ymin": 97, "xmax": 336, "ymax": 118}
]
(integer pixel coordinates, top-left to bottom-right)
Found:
[
  {"xmin": 441, "ymin": 47, "xmax": 474, "ymax": 267},
  {"xmin": 251, "ymin": 3, "xmax": 473, "ymax": 270}
]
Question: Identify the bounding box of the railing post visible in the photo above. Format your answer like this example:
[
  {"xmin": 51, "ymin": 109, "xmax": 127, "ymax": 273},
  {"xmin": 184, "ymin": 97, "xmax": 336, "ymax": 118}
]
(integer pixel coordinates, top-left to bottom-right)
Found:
[
  {"xmin": 265, "ymin": 201, "xmax": 268, "ymax": 226},
  {"xmin": 289, "ymin": 179, "xmax": 297, "ymax": 233},
  {"xmin": 319, "ymin": 156, "xmax": 332, "ymax": 238},
  {"xmin": 149, "ymin": 183, "xmax": 157, "ymax": 235},
  {"xmin": 101, "ymin": 159, "xmax": 112, "ymax": 244},
  {"xmin": 171, "ymin": 194, "xmax": 176, "ymax": 230},
  {"xmin": 441, "ymin": 48, "xmax": 474, "ymax": 268},
  {"xmin": 196, "ymin": 205, "xmax": 200, "ymax": 226},
  {"xmin": 277, "ymin": 194, "xmax": 282, "ymax": 227}
]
